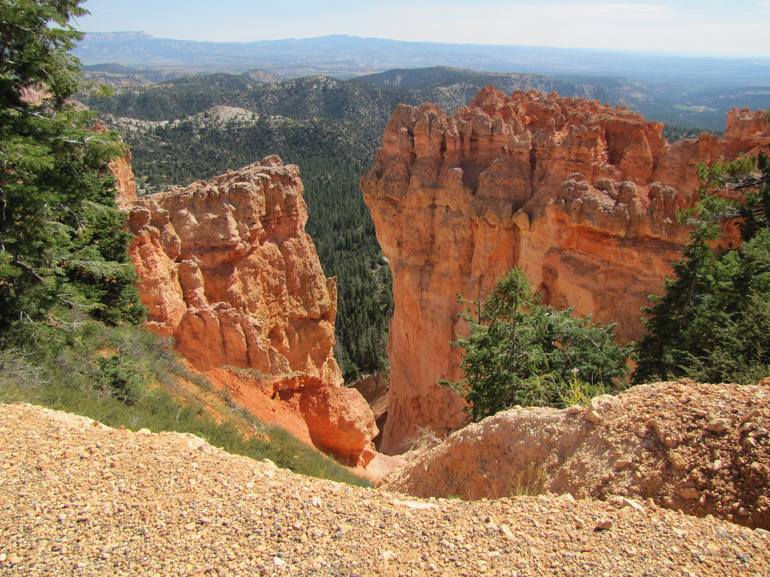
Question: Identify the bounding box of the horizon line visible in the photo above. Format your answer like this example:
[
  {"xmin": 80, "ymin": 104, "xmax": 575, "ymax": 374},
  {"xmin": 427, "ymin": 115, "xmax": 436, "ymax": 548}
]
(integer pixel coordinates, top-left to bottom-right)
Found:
[{"xmin": 79, "ymin": 31, "xmax": 770, "ymax": 61}]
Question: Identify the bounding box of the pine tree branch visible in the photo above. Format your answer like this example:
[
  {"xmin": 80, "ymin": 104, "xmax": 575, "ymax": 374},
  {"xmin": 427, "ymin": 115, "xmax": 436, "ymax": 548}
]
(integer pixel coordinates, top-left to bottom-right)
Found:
[
  {"xmin": 12, "ymin": 257, "xmax": 44, "ymax": 282},
  {"xmin": 726, "ymin": 175, "xmax": 770, "ymax": 191}
]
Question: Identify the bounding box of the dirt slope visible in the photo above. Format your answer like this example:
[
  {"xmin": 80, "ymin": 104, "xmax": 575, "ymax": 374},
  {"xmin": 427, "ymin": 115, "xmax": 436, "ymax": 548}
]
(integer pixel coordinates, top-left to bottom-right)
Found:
[
  {"xmin": 383, "ymin": 381, "xmax": 770, "ymax": 529},
  {"xmin": 1, "ymin": 404, "xmax": 768, "ymax": 577}
]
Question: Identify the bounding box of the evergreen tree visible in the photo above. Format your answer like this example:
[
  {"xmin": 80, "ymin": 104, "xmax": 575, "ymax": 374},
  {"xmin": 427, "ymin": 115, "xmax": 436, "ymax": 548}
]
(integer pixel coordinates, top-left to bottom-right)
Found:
[
  {"xmin": 635, "ymin": 154, "xmax": 770, "ymax": 384},
  {"xmin": 0, "ymin": 0, "xmax": 143, "ymax": 332},
  {"xmin": 445, "ymin": 268, "xmax": 630, "ymax": 421}
]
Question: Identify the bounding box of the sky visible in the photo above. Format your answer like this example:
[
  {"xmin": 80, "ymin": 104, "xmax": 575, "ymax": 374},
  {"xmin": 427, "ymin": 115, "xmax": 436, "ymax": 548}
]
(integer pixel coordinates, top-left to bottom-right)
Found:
[{"xmin": 78, "ymin": 0, "xmax": 770, "ymax": 57}]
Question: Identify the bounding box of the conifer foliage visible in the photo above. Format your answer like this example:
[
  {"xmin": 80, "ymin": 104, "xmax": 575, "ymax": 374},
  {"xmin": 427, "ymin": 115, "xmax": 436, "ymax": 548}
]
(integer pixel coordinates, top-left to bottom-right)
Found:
[
  {"xmin": 446, "ymin": 268, "xmax": 630, "ymax": 421},
  {"xmin": 635, "ymin": 153, "xmax": 770, "ymax": 385},
  {"xmin": 0, "ymin": 0, "xmax": 143, "ymax": 332}
]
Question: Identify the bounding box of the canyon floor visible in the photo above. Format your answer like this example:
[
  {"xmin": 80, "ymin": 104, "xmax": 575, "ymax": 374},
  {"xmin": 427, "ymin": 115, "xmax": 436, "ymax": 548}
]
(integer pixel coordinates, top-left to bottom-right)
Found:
[{"xmin": 1, "ymin": 404, "xmax": 768, "ymax": 577}]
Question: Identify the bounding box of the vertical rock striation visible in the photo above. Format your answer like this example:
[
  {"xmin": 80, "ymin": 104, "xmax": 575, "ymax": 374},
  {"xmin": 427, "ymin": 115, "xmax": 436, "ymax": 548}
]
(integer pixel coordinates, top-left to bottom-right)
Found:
[
  {"xmin": 110, "ymin": 149, "xmax": 137, "ymax": 210},
  {"xmin": 125, "ymin": 156, "xmax": 377, "ymax": 464},
  {"xmin": 362, "ymin": 88, "xmax": 770, "ymax": 453},
  {"xmin": 128, "ymin": 156, "xmax": 342, "ymax": 383}
]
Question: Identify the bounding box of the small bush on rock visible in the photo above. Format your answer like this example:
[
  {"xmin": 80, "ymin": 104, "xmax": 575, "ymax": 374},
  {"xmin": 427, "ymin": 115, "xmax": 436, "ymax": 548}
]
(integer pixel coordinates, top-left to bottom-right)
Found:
[{"xmin": 444, "ymin": 268, "xmax": 630, "ymax": 421}]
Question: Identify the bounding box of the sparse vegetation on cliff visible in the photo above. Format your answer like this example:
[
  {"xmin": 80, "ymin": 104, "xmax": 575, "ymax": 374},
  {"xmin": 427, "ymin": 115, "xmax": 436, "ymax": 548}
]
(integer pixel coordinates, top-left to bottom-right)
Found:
[
  {"xmin": 445, "ymin": 268, "xmax": 630, "ymax": 421},
  {"xmin": 635, "ymin": 154, "xmax": 770, "ymax": 385},
  {"xmin": 0, "ymin": 321, "xmax": 369, "ymax": 486}
]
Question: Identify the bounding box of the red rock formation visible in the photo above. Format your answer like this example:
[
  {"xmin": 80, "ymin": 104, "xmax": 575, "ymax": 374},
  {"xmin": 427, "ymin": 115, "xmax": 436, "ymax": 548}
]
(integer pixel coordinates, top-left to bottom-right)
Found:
[
  {"xmin": 110, "ymin": 149, "xmax": 137, "ymax": 210},
  {"xmin": 298, "ymin": 376, "xmax": 378, "ymax": 465},
  {"xmin": 92, "ymin": 121, "xmax": 137, "ymax": 209},
  {"xmin": 210, "ymin": 369, "xmax": 377, "ymax": 466},
  {"xmin": 128, "ymin": 156, "xmax": 343, "ymax": 383},
  {"xmin": 125, "ymin": 157, "xmax": 378, "ymax": 464},
  {"xmin": 362, "ymin": 88, "xmax": 770, "ymax": 453}
]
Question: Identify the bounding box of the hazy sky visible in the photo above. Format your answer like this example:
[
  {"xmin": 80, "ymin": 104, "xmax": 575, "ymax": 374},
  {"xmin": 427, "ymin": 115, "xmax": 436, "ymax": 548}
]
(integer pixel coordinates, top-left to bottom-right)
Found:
[{"xmin": 78, "ymin": 0, "xmax": 770, "ymax": 57}]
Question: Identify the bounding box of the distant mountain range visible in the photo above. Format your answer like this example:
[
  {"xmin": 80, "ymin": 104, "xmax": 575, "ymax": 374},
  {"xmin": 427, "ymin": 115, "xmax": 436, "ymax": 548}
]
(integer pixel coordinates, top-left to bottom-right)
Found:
[
  {"xmin": 88, "ymin": 67, "xmax": 628, "ymax": 124},
  {"xmin": 84, "ymin": 63, "xmax": 770, "ymax": 132},
  {"xmin": 76, "ymin": 33, "xmax": 770, "ymax": 86}
]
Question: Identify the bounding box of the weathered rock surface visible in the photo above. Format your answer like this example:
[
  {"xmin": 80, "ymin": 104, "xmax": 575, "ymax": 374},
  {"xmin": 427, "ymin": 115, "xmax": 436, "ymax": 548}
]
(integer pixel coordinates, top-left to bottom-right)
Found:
[
  {"xmin": 125, "ymin": 157, "xmax": 378, "ymax": 464},
  {"xmin": 383, "ymin": 381, "xmax": 770, "ymax": 529},
  {"xmin": 362, "ymin": 88, "xmax": 770, "ymax": 452},
  {"xmin": 300, "ymin": 383, "xmax": 377, "ymax": 465},
  {"xmin": 2, "ymin": 403, "xmax": 768, "ymax": 577},
  {"xmin": 91, "ymin": 121, "xmax": 137, "ymax": 209},
  {"xmin": 110, "ymin": 149, "xmax": 137, "ymax": 210},
  {"xmin": 199, "ymin": 369, "xmax": 378, "ymax": 466},
  {"xmin": 128, "ymin": 157, "xmax": 342, "ymax": 383}
]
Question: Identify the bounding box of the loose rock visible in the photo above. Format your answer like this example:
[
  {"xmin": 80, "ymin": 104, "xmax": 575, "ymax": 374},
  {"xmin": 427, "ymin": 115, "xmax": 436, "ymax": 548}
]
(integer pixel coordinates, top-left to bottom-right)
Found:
[{"xmin": 1, "ymin": 403, "xmax": 769, "ymax": 577}]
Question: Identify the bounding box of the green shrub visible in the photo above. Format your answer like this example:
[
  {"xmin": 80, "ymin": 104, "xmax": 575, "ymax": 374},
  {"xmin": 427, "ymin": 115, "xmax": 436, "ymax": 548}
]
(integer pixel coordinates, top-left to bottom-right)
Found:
[
  {"xmin": 557, "ymin": 377, "xmax": 608, "ymax": 407},
  {"xmin": 444, "ymin": 268, "xmax": 630, "ymax": 421},
  {"xmin": 96, "ymin": 356, "xmax": 142, "ymax": 406}
]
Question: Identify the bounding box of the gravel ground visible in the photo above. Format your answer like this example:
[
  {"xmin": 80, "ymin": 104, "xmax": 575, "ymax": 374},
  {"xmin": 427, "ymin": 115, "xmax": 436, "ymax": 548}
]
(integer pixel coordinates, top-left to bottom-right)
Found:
[
  {"xmin": 384, "ymin": 381, "xmax": 770, "ymax": 529},
  {"xmin": 1, "ymin": 403, "xmax": 768, "ymax": 577}
]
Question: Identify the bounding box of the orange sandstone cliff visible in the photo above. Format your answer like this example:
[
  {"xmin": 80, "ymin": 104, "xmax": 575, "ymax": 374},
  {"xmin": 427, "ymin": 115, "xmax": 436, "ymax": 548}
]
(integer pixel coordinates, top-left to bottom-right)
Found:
[
  {"xmin": 362, "ymin": 88, "xmax": 770, "ymax": 453},
  {"xmin": 125, "ymin": 156, "xmax": 377, "ymax": 465},
  {"xmin": 110, "ymin": 149, "xmax": 138, "ymax": 210}
]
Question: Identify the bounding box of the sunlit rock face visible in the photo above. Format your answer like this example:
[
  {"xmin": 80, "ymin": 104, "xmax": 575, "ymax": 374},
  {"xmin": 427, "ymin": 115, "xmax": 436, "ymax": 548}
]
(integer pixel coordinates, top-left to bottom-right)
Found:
[
  {"xmin": 128, "ymin": 156, "xmax": 342, "ymax": 383},
  {"xmin": 123, "ymin": 157, "xmax": 378, "ymax": 464},
  {"xmin": 363, "ymin": 88, "xmax": 770, "ymax": 453}
]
